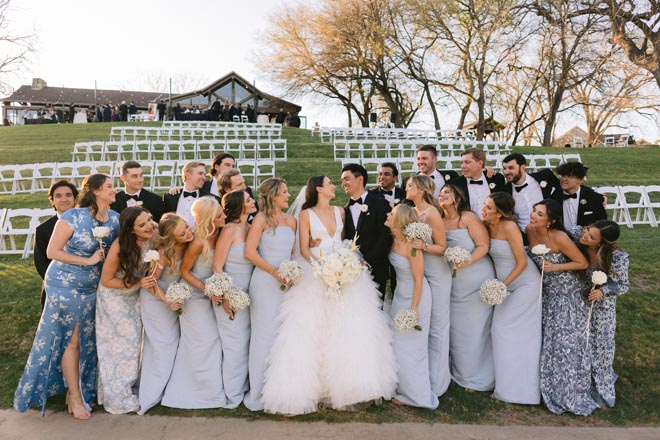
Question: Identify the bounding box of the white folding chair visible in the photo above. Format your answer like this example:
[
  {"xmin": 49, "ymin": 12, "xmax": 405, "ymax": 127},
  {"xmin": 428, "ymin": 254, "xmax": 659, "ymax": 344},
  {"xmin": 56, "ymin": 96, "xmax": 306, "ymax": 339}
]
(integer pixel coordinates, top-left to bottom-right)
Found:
[
  {"xmin": 152, "ymin": 161, "xmax": 179, "ymax": 191},
  {"xmin": 562, "ymin": 153, "xmax": 582, "ymax": 163},
  {"xmin": 0, "ymin": 208, "xmax": 40, "ymax": 258},
  {"xmin": 12, "ymin": 164, "xmax": 37, "ymax": 194},
  {"xmin": 254, "ymin": 160, "xmax": 276, "ymax": 186},
  {"xmin": 618, "ymin": 185, "xmax": 655, "ymax": 227},
  {"xmin": 594, "ymin": 186, "xmax": 626, "ymax": 226},
  {"xmin": 643, "ymin": 185, "xmax": 660, "ymax": 228},
  {"xmin": 272, "ymin": 139, "xmax": 287, "ymax": 161},
  {"xmin": 0, "ymin": 165, "xmax": 15, "ymax": 194}
]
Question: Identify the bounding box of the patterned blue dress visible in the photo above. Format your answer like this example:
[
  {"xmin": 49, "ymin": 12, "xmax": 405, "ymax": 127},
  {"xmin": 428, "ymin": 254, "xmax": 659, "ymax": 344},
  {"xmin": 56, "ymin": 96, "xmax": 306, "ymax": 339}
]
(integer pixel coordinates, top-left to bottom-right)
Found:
[
  {"xmin": 529, "ymin": 251, "xmax": 598, "ymax": 416},
  {"xmin": 584, "ymin": 251, "xmax": 629, "ymax": 408},
  {"xmin": 14, "ymin": 208, "xmax": 119, "ymax": 415}
]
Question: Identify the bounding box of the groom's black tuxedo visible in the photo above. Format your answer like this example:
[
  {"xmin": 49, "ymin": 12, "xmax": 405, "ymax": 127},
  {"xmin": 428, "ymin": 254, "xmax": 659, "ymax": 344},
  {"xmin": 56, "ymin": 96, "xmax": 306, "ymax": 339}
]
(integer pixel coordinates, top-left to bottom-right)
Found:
[
  {"xmin": 111, "ymin": 188, "xmax": 166, "ymax": 222},
  {"xmin": 344, "ymin": 192, "xmax": 392, "ymax": 296},
  {"xmin": 502, "ymin": 168, "xmax": 562, "ymax": 201}
]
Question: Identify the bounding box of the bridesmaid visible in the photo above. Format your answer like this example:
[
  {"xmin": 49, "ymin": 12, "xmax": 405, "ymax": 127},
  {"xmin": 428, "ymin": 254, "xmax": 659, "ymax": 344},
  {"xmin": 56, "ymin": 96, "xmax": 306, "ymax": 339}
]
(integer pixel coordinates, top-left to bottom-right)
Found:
[
  {"xmin": 386, "ymin": 204, "xmax": 438, "ymax": 409},
  {"xmin": 439, "ymin": 184, "xmax": 495, "ymax": 392},
  {"xmin": 161, "ymin": 196, "xmax": 227, "ymax": 409},
  {"xmin": 405, "ymin": 174, "xmax": 452, "ymax": 397},
  {"xmin": 526, "ymin": 199, "xmax": 597, "ymax": 416},
  {"xmin": 577, "ymin": 220, "xmax": 629, "ymax": 408},
  {"xmin": 14, "ymin": 174, "xmax": 118, "ymax": 419},
  {"xmin": 212, "ymin": 191, "xmax": 257, "ymax": 408},
  {"xmin": 96, "ymin": 207, "xmax": 156, "ymax": 414},
  {"xmin": 481, "ymin": 193, "xmax": 542, "ymax": 404},
  {"xmin": 138, "ymin": 213, "xmax": 193, "ymax": 415},
  {"xmin": 243, "ymin": 178, "xmax": 296, "ymax": 411}
]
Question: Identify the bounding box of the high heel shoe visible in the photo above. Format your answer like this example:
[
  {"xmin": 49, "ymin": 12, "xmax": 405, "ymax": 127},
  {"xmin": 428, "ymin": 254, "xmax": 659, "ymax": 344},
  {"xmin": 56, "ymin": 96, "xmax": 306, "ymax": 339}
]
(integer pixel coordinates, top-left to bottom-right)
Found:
[{"xmin": 67, "ymin": 394, "xmax": 91, "ymax": 420}]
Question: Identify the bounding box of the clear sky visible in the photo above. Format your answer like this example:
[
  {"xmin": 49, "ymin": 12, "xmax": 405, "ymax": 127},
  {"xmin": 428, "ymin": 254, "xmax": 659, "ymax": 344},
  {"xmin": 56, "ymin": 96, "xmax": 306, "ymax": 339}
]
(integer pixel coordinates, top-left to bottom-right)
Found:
[{"xmin": 6, "ymin": 0, "xmax": 660, "ymax": 141}]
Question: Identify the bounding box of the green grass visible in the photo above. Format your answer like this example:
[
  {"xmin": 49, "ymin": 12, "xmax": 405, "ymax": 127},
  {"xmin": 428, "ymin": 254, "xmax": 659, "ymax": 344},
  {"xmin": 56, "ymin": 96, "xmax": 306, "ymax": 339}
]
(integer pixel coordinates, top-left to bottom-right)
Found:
[{"xmin": 0, "ymin": 123, "xmax": 659, "ymax": 426}]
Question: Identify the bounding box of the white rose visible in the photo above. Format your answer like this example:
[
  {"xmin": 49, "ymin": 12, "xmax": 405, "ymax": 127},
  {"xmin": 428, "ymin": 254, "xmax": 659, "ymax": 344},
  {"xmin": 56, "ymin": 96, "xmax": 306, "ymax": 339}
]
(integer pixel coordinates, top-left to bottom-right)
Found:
[
  {"xmin": 393, "ymin": 198, "xmax": 400, "ymax": 205},
  {"xmin": 489, "ymin": 183, "xmax": 496, "ymax": 189},
  {"xmin": 360, "ymin": 204, "xmax": 369, "ymax": 213},
  {"xmin": 580, "ymin": 199, "xmax": 587, "ymax": 205},
  {"xmin": 592, "ymin": 270, "xmax": 608, "ymax": 286},
  {"xmin": 126, "ymin": 198, "xmax": 137, "ymax": 207},
  {"xmin": 531, "ymin": 244, "xmax": 551, "ymax": 255},
  {"xmin": 143, "ymin": 250, "xmax": 160, "ymax": 263},
  {"xmin": 92, "ymin": 226, "xmax": 110, "ymax": 239},
  {"xmin": 444, "ymin": 174, "xmax": 451, "ymax": 181},
  {"xmin": 540, "ymin": 180, "xmax": 547, "ymax": 188}
]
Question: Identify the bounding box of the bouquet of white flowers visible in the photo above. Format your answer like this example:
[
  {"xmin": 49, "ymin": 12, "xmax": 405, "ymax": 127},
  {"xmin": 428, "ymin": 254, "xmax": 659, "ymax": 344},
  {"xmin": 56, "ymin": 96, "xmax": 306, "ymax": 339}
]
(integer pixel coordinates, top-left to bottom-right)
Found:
[
  {"xmin": 278, "ymin": 260, "xmax": 303, "ymax": 291},
  {"xmin": 444, "ymin": 246, "xmax": 471, "ymax": 278},
  {"xmin": 592, "ymin": 270, "xmax": 607, "ymax": 288},
  {"xmin": 394, "ymin": 309, "xmax": 422, "ymax": 332},
  {"xmin": 403, "ymin": 222, "xmax": 432, "ymax": 256},
  {"xmin": 479, "ymin": 279, "xmax": 508, "ymax": 305},
  {"xmin": 143, "ymin": 249, "xmax": 161, "ymax": 294},
  {"xmin": 311, "ymin": 244, "xmax": 366, "ymax": 300},
  {"xmin": 165, "ymin": 281, "xmax": 192, "ymax": 315},
  {"xmin": 224, "ymin": 286, "xmax": 251, "ymax": 320},
  {"xmin": 204, "ymin": 273, "xmax": 233, "ymax": 306},
  {"xmin": 92, "ymin": 226, "xmax": 110, "ymax": 258}
]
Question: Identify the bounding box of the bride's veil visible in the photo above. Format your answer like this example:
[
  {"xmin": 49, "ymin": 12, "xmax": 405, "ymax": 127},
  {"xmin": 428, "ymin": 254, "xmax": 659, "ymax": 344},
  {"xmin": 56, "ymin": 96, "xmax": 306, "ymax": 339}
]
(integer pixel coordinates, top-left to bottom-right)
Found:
[{"xmin": 287, "ymin": 186, "xmax": 308, "ymax": 263}]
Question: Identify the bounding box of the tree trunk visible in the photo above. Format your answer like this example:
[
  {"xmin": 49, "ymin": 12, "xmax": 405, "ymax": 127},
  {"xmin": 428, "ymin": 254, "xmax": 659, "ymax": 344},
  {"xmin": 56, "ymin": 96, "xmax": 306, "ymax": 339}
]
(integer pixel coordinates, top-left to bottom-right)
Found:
[{"xmin": 424, "ymin": 83, "xmax": 441, "ymax": 130}]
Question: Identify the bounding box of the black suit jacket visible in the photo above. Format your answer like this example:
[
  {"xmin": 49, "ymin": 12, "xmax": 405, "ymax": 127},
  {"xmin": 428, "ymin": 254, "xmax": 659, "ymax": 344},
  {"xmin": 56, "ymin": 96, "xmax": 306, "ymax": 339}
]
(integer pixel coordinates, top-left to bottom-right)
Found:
[
  {"xmin": 573, "ymin": 185, "xmax": 608, "ymax": 227},
  {"xmin": 163, "ymin": 181, "xmax": 213, "ymax": 213},
  {"xmin": 503, "ymin": 168, "xmax": 562, "ymax": 201},
  {"xmin": 344, "ymin": 192, "xmax": 393, "ymax": 295},
  {"xmin": 34, "ymin": 215, "xmax": 57, "ymax": 308},
  {"xmin": 111, "ymin": 189, "xmax": 166, "ymax": 222},
  {"xmin": 370, "ymin": 186, "xmax": 405, "ymax": 203},
  {"xmin": 449, "ymin": 173, "xmax": 506, "ymax": 209}
]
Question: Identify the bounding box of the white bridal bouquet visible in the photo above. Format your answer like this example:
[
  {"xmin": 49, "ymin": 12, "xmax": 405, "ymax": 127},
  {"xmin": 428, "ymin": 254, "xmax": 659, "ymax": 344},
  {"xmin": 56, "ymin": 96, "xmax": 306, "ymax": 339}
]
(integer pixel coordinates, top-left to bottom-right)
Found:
[
  {"xmin": 403, "ymin": 222, "xmax": 432, "ymax": 256},
  {"xmin": 444, "ymin": 246, "xmax": 471, "ymax": 278},
  {"xmin": 479, "ymin": 279, "xmax": 508, "ymax": 305},
  {"xmin": 92, "ymin": 226, "xmax": 110, "ymax": 257},
  {"xmin": 165, "ymin": 281, "xmax": 192, "ymax": 315},
  {"xmin": 311, "ymin": 239, "xmax": 365, "ymax": 299},
  {"xmin": 224, "ymin": 286, "xmax": 251, "ymax": 320},
  {"xmin": 205, "ymin": 273, "xmax": 234, "ymax": 306},
  {"xmin": 394, "ymin": 309, "xmax": 422, "ymax": 332},
  {"xmin": 278, "ymin": 260, "xmax": 303, "ymax": 291}
]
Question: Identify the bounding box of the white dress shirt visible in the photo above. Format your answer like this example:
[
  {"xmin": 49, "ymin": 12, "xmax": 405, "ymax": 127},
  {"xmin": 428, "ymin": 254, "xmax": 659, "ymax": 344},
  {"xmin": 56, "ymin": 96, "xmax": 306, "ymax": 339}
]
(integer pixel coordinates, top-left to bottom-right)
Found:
[
  {"xmin": 512, "ymin": 174, "xmax": 544, "ymax": 231},
  {"xmin": 562, "ymin": 187, "xmax": 581, "ymax": 231},
  {"xmin": 349, "ymin": 191, "xmax": 369, "ymax": 228},
  {"xmin": 419, "ymin": 170, "xmax": 446, "ymax": 197},
  {"xmin": 176, "ymin": 189, "xmax": 199, "ymax": 227},
  {"xmin": 467, "ymin": 173, "xmax": 491, "ymax": 215}
]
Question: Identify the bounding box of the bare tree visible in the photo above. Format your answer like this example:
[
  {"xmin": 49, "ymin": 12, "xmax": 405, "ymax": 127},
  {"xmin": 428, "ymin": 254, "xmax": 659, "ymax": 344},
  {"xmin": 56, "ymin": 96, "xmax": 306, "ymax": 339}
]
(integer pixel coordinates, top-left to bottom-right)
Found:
[
  {"xmin": 117, "ymin": 72, "xmax": 209, "ymax": 94},
  {"xmin": 0, "ymin": 0, "xmax": 34, "ymax": 95}
]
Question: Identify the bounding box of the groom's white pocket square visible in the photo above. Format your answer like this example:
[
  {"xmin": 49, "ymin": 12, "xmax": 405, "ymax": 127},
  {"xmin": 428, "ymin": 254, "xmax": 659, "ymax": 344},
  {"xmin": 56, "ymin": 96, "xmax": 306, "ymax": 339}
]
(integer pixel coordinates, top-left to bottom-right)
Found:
[{"xmin": 584, "ymin": 211, "xmax": 593, "ymax": 215}]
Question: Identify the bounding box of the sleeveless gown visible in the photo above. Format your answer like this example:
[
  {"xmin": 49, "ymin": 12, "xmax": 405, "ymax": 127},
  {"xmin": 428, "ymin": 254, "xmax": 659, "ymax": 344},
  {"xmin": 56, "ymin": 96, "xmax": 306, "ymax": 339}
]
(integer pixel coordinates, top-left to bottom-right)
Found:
[
  {"xmin": 489, "ymin": 239, "xmax": 541, "ymax": 404},
  {"xmin": 262, "ymin": 207, "xmax": 397, "ymax": 415},
  {"xmin": 243, "ymin": 226, "xmax": 296, "ymax": 411},
  {"xmin": 389, "ymin": 252, "xmax": 439, "ymax": 409},
  {"xmin": 446, "ymin": 228, "xmax": 495, "ymax": 391},
  {"xmin": 138, "ymin": 260, "xmax": 182, "ymax": 415},
  {"xmin": 214, "ymin": 242, "xmax": 253, "ymax": 409},
  {"xmin": 161, "ymin": 250, "xmax": 225, "ymax": 409}
]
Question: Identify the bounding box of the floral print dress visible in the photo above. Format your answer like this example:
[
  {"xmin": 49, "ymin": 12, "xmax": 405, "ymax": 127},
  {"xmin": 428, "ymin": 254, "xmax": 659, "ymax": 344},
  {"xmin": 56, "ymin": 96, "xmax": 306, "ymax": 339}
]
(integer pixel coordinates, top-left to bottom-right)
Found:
[{"xmin": 14, "ymin": 208, "xmax": 119, "ymax": 415}]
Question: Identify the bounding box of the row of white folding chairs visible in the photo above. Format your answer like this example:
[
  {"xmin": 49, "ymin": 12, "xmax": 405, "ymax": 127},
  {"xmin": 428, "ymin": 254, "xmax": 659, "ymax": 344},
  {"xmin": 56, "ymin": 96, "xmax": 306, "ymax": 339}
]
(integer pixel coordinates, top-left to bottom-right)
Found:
[
  {"xmin": 71, "ymin": 138, "xmax": 287, "ymax": 162},
  {"xmin": 109, "ymin": 126, "xmax": 281, "ymax": 142},
  {"xmin": 0, "ymin": 208, "xmax": 55, "ymax": 258},
  {"xmin": 333, "ymin": 140, "xmax": 510, "ymax": 161},
  {"xmin": 486, "ymin": 153, "xmax": 582, "ymax": 171},
  {"xmin": 593, "ymin": 185, "xmax": 660, "ymax": 228},
  {"xmin": 319, "ymin": 126, "xmax": 476, "ymax": 143},
  {"xmin": 0, "ymin": 159, "xmax": 276, "ymax": 195},
  {"xmin": 163, "ymin": 121, "xmax": 280, "ymax": 131}
]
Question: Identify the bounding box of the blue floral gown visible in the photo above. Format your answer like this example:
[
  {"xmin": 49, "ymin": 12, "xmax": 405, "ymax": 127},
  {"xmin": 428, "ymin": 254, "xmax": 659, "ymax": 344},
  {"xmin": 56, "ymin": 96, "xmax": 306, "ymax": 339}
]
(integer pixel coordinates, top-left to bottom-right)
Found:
[
  {"xmin": 529, "ymin": 251, "xmax": 598, "ymax": 416},
  {"xmin": 584, "ymin": 251, "xmax": 629, "ymax": 408},
  {"xmin": 14, "ymin": 208, "xmax": 119, "ymax": 415}
]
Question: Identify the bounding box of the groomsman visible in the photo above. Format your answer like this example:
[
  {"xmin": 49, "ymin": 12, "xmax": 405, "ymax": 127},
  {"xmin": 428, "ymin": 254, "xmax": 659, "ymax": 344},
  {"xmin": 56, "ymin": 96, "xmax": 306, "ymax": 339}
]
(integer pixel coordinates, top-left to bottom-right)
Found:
[
  {"xmin": 449, "ymin": 147, "xmax": 506, "ymax": 215},
  {"xmin": 403, "ymin": 145, "xmax": 459, "ymax": 197},
  {"xmin": 163, "ymin": 161, "xmax": 212, "ymax": 227},
  {"xmin": 371, "ymin": 162, "xmax": 405, "ymax": 205},
  {"xmin": 34, "ymin": 180, "xmax": 78, "ymax": 309},
  {"xmin": 555, "ymin": 162, "xmax": 607, "ymax": 230},
  {"xmin": 341, "ymin": 163, "xmax": 392, "ymax": 297},
  {"xmin": 111, "ymin": 161, "xmax": 166, "ymax": 222},
  {"xmin": 501, "ymin": 153, "xmax": 561, "ymax": 232}
]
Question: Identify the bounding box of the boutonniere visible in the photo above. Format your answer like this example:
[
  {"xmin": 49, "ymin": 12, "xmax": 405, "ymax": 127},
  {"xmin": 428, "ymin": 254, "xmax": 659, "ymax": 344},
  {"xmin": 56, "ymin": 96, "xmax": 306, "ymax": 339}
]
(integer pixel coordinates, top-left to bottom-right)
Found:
[
  {"xmin": 393, "ymin": 198, "xmax": 401, "ymax": 205},
  {"xmin": 540, "ymin": 180, "xmax": 547, "ymax": 188},
  {"xmin": 444, "ymin": 174, "xmax": 451, "ymax": 181},
  {"xmin": 489, "ymin": 183, "xmax": 496, "ymax": 189},
  {"xmin": 580, "ymin": 199, "xmax": 587, "ymax": 205},
  {"xmin": 360, "ymin": 204, "xmax": 369, "ymax": 214}
]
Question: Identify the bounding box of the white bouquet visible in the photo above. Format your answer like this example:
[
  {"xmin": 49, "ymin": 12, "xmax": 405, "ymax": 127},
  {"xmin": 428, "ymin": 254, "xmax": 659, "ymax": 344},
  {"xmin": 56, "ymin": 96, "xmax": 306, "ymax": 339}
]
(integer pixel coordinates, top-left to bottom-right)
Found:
[
  {"xmin": 224, "ymin": 285, "xmax": 251, "ymax": 320},
  {"xmin": 204, "ymin": 273, "xmax": 233, "ymax": 306},
  {"xmin": 311, "ymin": 245, "xmax": 366, "ymax": 299},
  {"xmin": 403, "ymin": 222, "xmax": 432, "ymax": 256},
  {"xmin": 394, "ymin": 309, "xmax": 422, "ymax": 332},
  {"xmin": 592, "ymin": 270, "xmax": 607, "ymax": 288},
  {"xmin": 479, "ymin": 279, "xmax": 508, "ymax": 305},
  {"xmin": 92, "ymin": 226, "xmax": 110, "ymax": 258},
  {"xmin": 165, "ymin": 281, "xmax": 192, "ymax": 315},
  {"xmin": 531, "ymin": 244, "xmax": 551, "ymax": 256},
  {"xmin": 143, "ymin": 249, "xmax": 161, "ymax": 294},
  {"xmin": 444, "ymin": 246, "xmax": 471, "ymax": 278},
  {"xmin": 278, "ymin": 260, "xmax": 303, "ymax": 291}
]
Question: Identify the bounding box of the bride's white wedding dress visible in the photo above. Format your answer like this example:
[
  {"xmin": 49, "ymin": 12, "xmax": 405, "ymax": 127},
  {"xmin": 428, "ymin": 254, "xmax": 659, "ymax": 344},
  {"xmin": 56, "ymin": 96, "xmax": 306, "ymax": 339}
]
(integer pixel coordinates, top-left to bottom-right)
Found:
[{"xmin": 262, "ymin": 206, "xmax": 397, "ymax": 415}]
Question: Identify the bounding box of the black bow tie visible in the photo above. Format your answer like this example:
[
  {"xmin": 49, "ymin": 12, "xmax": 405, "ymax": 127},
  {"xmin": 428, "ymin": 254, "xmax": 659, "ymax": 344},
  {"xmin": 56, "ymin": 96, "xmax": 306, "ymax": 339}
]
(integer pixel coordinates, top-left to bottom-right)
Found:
[
  {"xmin": 429, "ymin": 174, "xmax": 435, "ymax": 179},
  {"xmin": 349, "ymin": 198, "xmax": 363, "ymax": 206},
  {"xmin": 469, "ymin": 180, "xmax": 483, "ymax": 185},
  {"xmin": 126, "ymin": 193, "xmax": 139, "ymax": 200},
  {"xmin": 514, "ymin": 183, "xmax": 528, "ymax": 193},
  {"xmin": 562, "ymin": 192, "xmax": 577, "ymax": 200},
  {"xmin": 381, "ymin": 189, "xmax": 393, "ymax": 196},
  {"xmin": 183, "ymin": 191, "xmax": 197, "ymax": 198}
]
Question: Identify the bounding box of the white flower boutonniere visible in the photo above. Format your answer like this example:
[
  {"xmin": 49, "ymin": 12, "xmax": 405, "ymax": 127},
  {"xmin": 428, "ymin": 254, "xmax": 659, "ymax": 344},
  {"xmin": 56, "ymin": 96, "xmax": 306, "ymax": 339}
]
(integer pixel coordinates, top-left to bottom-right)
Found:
[
  {"xmin": 580, "ymin": 199, "xmax": 587, "ymax": 205},
  {"xmin": 540, "ymin": 180, "xmax": 548, "ymax": 188},
  {"xmin": 360, "ymin": 204, "xmax": 369, "ymax": 214},
  {"xmin": 489, "ymin": 182, "xmax": 496, "ymax": 189},
  {"xmin": 444, "ymin": 174, "xmax": 451, "ymax": 181},
  {"xmin": 137, "ymin": 201, "xmax": 143, "ymax": 207},
  {"xmin": 393, "ymin": 198, "xmax": 401, "ymax": 205}
]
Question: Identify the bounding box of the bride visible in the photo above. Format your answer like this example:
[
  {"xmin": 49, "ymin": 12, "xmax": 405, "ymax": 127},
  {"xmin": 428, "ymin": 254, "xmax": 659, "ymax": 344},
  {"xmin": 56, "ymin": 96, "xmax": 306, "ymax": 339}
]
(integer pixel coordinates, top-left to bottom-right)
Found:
[{"xmin": 262, "ymin": 175, "xmax": 397, "ymax": 415}]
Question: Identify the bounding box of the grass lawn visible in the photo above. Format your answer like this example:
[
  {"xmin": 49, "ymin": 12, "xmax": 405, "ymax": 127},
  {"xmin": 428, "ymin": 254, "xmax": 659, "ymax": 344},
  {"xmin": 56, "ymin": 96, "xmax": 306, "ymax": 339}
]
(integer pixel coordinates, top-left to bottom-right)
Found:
[{"xmin": 0, "ymin": 123, "xmax": 658, "ymax": 426}]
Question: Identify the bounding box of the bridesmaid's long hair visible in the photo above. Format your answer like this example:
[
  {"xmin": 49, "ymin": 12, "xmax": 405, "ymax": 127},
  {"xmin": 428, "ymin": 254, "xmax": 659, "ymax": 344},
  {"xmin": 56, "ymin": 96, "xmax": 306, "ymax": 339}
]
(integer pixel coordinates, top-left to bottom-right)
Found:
[
  {"xmin": 222, "ymin": 190, "xmax": 246, "ymax": 224},
  {"xmin": 390, "ymin": 204, "xmax": 421, "ymax": 235},
  {"xmin": 259, "ymin": 178, "xmax": 286, "ymax": 232},
  {"xmin": 487, "ymin": 192, "xmax": 517, "ymax": 223},
  {"xmin": 118, "ymin": 206, "xmax": 150, "ymax": 287},
  {"xmin": 191, "ymin": 196, "xmax": 220, "ymax": 260},
  {"xmin": 156, "ymin": 213, "xmax": 188, "ymax": 275},
  {"xmin": 408, "ymin": 174, "xmax": 442, "ymax": 214},
  {"xmin": 79, "ymin": 173, "xmax": 110, "ymax": 219},
  {"xmin": 580, "ymin": 220, "xmax": 621, "ymax": 273},
  {"xmin": 533, "ymin": 199, "xmax": 567, "ymax": 234},
  {"xmin": 302, "ymin": 175, "xmax": 326, "ymax": 211}
]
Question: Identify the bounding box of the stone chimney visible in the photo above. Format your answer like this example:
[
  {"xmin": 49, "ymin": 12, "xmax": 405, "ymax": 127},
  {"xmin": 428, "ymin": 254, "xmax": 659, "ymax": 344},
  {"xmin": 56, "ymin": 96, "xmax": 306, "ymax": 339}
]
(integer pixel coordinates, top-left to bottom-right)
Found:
[{"xmin": 31, "ymin": 78, "xmax": 47, "ymax": 90}]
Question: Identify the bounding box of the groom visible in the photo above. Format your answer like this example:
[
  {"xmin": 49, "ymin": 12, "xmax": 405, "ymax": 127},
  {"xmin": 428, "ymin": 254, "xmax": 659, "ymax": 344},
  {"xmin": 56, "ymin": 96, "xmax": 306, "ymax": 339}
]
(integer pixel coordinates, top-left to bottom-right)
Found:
[{"xmin": 341, "ymin": 163, "xmax": 393, "ymax": 297}]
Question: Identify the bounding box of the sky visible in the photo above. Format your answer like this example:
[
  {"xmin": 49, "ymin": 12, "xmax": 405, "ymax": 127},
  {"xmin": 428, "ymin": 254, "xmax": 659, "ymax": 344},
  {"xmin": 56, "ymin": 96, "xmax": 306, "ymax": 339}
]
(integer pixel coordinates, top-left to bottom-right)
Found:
[{"xmin": 6, "ymin": 0, "xmax": 660, "ymax": 141}]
